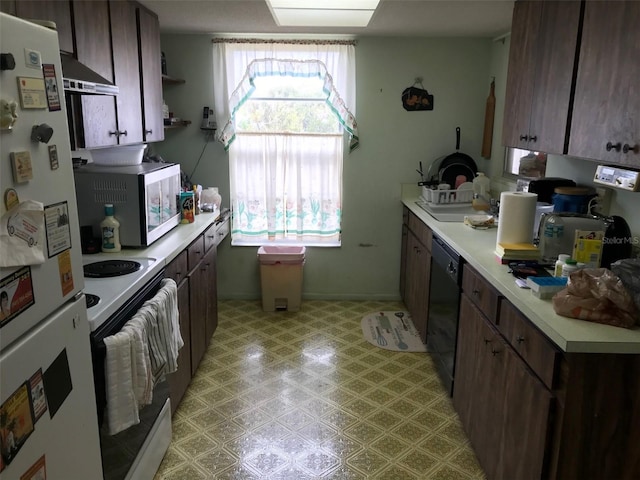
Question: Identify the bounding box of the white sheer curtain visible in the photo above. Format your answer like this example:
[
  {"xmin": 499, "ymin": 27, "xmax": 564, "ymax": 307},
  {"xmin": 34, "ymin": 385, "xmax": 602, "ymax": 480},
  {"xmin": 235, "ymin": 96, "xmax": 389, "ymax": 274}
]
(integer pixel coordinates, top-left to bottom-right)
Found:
[{"xmin": 212, "ymin": 40, "xmax": 356, "ymax": 246}]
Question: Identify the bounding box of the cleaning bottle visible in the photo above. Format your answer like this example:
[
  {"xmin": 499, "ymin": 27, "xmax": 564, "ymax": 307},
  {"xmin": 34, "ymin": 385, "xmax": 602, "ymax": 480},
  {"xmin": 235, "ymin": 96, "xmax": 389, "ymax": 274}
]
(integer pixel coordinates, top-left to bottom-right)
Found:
[{"xmin": 101, "ymin": 204, "xmax": 121, "ymax": 252}]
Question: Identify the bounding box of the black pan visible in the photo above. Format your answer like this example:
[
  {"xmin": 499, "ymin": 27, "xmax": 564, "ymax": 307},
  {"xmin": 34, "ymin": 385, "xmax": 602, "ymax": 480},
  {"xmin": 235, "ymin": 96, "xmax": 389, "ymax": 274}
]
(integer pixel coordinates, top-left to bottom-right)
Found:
[{"xmin": 437, "ymin": 127, "xmax": 478, "ymax": 187}]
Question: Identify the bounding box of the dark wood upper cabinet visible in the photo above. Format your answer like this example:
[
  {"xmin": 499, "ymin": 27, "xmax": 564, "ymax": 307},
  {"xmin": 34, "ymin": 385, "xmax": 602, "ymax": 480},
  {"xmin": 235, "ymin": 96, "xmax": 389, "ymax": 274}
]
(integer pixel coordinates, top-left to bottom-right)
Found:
[
  {"xmin": 73, "ymin": 0, "xmax": 118, "ymax": 148},
  {"xmin": 110, "ymin": 0, "xmax": 143, "ymax": 145},
  {"xmin": 14, "ymin": 0, "xmax": 74, "ymax": 53},
  {"xmin": 569, "ymin": 1, "xmax": 640, "ymax": 166},
  {"xmin": 137, "ymin": 6, "xmax": 164, "ymax": 143},
  {"xmin": 502, "ymin": 0, "xmax": 582, "ymax": 155}
]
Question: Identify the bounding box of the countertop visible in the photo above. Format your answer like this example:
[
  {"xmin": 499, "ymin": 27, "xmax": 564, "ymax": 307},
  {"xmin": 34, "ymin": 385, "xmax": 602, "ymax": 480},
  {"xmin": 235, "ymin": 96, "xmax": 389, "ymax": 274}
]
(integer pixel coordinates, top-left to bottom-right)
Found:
[
  {"xmin": 402, "ymin": 184, "xmax": 640, "ymax": 354},
  {"xmin": 102, "ymin": 211, "xmax": 224, "ymax": 265}
]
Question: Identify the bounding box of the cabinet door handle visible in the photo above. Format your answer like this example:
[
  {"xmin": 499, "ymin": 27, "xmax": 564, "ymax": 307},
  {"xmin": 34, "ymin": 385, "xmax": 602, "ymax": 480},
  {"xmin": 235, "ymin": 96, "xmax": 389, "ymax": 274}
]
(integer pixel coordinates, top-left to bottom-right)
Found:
[
  {"xmin": 606, "ymin": 141, "xmax": 621, "ymax": 152},
  {"xmin": 491, "ymin": 348, "xmax": 501, "ymax": 356},
  {"xmin": 472, "ymin": 289, "xmax": 480, "ymax": 297},
  {"xmin": 516, "ymin": 335, "xmax": 525, "ymax": 344},
  {"xmin": 623, "ymin": 143, "xmax": 638, "ymax": 154},
  {"xmin": 519, "ymin": 134, "xmax": 529, "ymax": 141},
  {"xmin": 145, "ymin": 129, "xmax": 153, "ymax": 135},
  {"xmin": 529, "ymin": 135, "xmax": 537, "ymax": 142},
  {"xmin": 483, "ymin": 338, "xmax": 491, "ymax": 345},
  {"xmin": 109, "ymin": 130, "xmax": 119, "ymax": 136},
  {"xmin": 119, "ymin": 130, "xmax": 128, "ymax": 137}
]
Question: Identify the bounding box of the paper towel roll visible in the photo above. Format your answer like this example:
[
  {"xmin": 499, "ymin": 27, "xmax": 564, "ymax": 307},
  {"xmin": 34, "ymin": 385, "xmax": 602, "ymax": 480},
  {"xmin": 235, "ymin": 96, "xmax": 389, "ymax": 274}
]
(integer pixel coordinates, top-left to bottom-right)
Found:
[{"xmin": 496, "ymin": 192, "xmax": 538, "ymax": 246}]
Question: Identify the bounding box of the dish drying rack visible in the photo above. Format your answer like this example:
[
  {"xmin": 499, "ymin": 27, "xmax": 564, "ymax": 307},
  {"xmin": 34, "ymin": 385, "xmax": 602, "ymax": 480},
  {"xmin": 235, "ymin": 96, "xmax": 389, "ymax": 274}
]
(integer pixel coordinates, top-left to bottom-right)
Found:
[{"xmin": 422, "ymin": 186, "xmax": 474, "ymax": 205}]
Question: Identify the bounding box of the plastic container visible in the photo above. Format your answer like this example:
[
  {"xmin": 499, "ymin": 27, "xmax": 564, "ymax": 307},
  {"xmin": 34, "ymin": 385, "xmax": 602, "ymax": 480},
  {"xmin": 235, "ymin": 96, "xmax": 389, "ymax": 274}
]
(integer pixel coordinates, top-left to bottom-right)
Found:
[
  {"xmin": 561, "ymin": 259, "xmax": 578, "ymax": 277},
  {"xmin": 534, "ymin": 202, "xmax": 554, "ymax": 239},
  {"xmin": 90, "ymin": 144, "xmax": 146, "ymax": 166},
  {"xmin": 258, "ymin": 246, "xmax": 305, "ymax": 312},
  {"xmin": 540, "ymin": 214, "xmax": 565, "ymax": 263},
  {"xmin": 554, "ymin": 253, "xmax": 571, "ymax": 277},
  {"xmin": 101, "ymin": 204, "xmax": 121, "ymax": 252},
  {"xmin": 552, "ymin": 187, "xmax": 596, "ymax": 214},
  {"xmin": 473, "ymin": 172, "xmax": 491, "ymax": 198},
  {"xmin": 201, "ymin": 187, "xmax": 221, "ymax": 213},
  {"xmin": 526, "ymin": 276, "xmax": 567, "ymax": 299}
]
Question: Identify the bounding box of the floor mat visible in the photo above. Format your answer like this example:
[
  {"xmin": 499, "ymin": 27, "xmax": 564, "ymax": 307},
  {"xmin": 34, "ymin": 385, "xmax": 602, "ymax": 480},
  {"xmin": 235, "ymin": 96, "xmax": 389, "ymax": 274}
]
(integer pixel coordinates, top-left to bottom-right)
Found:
[{"xmin": 361, "ymin": 311, "xmax": 427, "ymax": 352}]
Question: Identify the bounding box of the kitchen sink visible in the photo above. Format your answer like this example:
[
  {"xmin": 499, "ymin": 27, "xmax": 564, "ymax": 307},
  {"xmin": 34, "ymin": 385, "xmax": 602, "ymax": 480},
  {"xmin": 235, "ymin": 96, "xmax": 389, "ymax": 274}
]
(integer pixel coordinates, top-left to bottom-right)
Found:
[{"xmin": 415, "ymin": 200, "xmax": 485, "ymax": 222}]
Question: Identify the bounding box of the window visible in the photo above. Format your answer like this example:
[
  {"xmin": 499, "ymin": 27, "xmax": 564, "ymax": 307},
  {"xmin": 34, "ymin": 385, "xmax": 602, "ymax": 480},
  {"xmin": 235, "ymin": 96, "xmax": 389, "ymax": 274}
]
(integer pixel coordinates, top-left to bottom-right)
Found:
[
  {"xmin": 212, "ymin": 41, "xmax": 357, "ymax": 246},
  {"xmin": 504, "ymin": 147, "xmax": 547, "ymax": 179}
]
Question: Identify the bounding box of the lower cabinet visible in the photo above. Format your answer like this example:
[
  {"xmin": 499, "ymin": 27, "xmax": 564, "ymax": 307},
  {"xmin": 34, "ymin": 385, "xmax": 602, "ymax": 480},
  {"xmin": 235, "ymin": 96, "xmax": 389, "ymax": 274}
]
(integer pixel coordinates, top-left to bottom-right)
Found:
[
  {"xmin": 454, "ymin": 294, "xmax": 552, "ymax": 480},
  {"xmin": 166, "ymin": 217, "xmax": 228, "ymax": 412},
  {"xmin": 400, "ymin": 207, "xmax": 431, "ymax": 342}
]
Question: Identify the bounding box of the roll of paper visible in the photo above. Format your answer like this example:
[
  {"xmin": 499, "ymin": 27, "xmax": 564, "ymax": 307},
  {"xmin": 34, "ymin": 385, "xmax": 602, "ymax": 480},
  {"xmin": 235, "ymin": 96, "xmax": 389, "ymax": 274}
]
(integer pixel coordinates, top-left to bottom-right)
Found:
[{"xmin": 496, "ymin": 192, "xmax": 538, "ymax": 246}]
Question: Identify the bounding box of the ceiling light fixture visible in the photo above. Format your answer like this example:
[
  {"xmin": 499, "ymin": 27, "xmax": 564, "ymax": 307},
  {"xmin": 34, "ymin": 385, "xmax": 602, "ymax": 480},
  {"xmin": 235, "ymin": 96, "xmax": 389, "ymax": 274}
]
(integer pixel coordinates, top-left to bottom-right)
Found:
[{"xmin": 266, "ymin": 0, "xmax": 381, "ymax": 27}]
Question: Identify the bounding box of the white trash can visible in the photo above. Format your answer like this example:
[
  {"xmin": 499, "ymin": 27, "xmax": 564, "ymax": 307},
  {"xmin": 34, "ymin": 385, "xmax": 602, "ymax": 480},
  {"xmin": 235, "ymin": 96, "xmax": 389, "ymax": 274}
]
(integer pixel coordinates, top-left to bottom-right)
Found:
[{"xmin": 257, "ymin": 246, "xmax": 305, "ymax": 312}]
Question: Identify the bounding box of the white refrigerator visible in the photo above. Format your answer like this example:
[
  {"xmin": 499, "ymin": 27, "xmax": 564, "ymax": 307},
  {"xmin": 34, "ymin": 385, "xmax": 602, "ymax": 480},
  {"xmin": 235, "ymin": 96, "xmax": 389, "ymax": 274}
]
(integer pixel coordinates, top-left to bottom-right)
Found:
[{"xmin": 0, "ymin": 13, "xmax": 103, "ymax": 479}]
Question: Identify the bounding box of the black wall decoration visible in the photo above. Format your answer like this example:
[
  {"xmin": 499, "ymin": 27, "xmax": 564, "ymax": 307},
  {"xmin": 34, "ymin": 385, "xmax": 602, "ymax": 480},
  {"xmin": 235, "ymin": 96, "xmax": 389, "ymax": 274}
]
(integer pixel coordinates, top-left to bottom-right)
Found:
[{"xmin": 402, "ymin": 77, "xmax": 434, "ymax": 111}]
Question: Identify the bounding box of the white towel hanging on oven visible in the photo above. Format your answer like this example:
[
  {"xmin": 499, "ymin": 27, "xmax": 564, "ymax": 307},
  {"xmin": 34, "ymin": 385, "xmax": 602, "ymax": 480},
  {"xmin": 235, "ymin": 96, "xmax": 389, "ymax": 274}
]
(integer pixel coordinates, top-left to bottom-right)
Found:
[
  {"xmin": 125, "ymin": 317, "xmax": 154, "ymax": 406},
  {"xmin": 103, "ymin": 331, "xmax": 140, "ymax": 435},
  {"xmin": 142, "ymin": 278, "xmax": 182, "ymax": 382}
]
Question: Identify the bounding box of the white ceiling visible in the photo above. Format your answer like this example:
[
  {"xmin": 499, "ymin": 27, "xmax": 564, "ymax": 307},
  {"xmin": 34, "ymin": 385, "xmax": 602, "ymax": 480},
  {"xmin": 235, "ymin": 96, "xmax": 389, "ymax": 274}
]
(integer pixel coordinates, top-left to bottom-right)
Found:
[{"xmin": 139, "ymin": 0, "xmax": 515, "ymax": 38}]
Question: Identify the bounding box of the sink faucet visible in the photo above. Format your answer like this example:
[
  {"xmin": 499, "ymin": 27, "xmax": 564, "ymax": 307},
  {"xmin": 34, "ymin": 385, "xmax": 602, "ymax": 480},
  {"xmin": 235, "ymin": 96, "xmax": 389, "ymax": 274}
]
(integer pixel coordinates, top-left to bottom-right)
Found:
[{"xmin": 473, "ymin": 193, "xmax": 499, "ymax": 216}]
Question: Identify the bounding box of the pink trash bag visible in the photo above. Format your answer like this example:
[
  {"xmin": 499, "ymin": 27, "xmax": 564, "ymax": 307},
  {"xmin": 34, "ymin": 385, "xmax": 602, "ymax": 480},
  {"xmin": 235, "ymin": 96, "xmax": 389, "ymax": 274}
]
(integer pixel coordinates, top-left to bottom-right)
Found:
[{"xmin": 552, "ymin": 268, "xmax": 640, "ymax": 329}]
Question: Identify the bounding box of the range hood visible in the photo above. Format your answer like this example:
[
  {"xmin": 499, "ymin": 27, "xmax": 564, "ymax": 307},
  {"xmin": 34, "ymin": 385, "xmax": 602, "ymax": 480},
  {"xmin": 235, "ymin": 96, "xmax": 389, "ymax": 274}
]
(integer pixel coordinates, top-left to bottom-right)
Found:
[{"xmin": 61, "ymin": 53, "xmax": 119, "ymax": 96}]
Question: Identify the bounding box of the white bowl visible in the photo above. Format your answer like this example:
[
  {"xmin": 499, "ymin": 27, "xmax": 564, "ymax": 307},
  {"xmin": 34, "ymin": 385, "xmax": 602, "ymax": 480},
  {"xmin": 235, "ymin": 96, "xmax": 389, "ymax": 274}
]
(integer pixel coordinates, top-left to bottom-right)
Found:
[{"xmin": 90, "ymin": 144, "xmax": 146, "ymax": 166}]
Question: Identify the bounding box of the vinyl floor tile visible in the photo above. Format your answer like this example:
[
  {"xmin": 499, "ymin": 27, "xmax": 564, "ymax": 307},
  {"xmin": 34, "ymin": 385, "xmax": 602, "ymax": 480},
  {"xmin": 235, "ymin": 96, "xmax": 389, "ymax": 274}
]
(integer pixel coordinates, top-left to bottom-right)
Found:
[{"xmin": 154, "ymin": 300, "xmax": 484, "ymax": 479}]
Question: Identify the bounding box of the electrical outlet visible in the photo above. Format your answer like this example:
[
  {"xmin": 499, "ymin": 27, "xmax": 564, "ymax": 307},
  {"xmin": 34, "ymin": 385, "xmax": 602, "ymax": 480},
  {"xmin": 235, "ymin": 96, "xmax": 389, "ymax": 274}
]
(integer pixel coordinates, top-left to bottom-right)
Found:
[{"xmin": 593, "ymin": 186, "xmax": 611, "ymax": 215}]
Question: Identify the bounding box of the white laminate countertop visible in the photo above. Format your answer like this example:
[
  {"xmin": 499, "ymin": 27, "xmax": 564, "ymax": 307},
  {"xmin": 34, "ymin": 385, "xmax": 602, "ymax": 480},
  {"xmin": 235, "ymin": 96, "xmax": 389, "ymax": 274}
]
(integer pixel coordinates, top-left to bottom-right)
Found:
[
  {"xmin": 402, "ymin": 184, "xmax": 640, "ymax": 354},
  {"xmin": 97, "ymin": 211, "xmax": 223, "ymax": 266}
]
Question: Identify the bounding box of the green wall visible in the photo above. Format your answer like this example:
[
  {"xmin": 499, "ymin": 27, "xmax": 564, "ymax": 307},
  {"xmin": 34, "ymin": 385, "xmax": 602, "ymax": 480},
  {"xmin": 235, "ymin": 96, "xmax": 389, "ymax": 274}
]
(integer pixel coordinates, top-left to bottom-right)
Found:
[{"xmin": 156, "ymin": 35, "xmax": 494, "ymax": 300}]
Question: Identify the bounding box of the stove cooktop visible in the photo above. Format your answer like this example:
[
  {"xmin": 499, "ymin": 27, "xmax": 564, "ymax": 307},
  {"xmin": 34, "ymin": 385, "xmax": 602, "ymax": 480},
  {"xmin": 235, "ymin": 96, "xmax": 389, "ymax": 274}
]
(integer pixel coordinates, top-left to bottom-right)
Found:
[{"xmin": 82, "ymin": 255, "xmax": 163, "ymax": 331}]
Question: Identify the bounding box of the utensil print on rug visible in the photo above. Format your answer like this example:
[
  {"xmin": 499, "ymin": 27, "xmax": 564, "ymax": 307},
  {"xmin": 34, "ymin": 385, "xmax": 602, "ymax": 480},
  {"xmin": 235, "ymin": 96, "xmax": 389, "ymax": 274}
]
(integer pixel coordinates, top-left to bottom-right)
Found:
[
  {"xmin": 394, "ymin": 327, "xmax": 408, "ymax": 350},
  {"xmin": 377, "ymin": 312, "xmax": 392, "ymax": 332},
  {"xmin": 375, "ymin": 326, "xmax": 387, "ymax": 346},
  {"xmin": 395, "ymin": 312, "xmax": 409, "ymax": 331}
]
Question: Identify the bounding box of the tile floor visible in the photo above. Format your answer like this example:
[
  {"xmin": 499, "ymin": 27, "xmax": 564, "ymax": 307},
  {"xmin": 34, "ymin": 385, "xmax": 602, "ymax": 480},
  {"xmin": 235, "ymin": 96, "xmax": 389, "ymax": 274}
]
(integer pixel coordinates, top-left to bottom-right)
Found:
[{"xmin": 153, "ymin": 300, "xmax": 485, "ymax": 479}]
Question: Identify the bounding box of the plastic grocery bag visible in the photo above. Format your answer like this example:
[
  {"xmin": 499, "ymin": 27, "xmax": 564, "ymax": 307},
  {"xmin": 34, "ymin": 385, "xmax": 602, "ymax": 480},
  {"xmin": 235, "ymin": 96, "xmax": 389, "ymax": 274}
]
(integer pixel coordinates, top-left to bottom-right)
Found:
[
  {"xmin": 552, "ymin": 268, "xmax": 639, "ymax": 328},
  {"xmin": 611, "ymin": 259, "xmax": 640, "ymax": 314}
]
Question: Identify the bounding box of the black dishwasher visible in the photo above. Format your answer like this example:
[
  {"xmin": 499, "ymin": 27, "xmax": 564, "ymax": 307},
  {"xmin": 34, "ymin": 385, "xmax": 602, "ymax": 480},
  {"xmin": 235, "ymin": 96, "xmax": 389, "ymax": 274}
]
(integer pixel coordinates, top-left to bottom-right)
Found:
[{"xmin": 427, "ymin": 235, "xmax": 464, "ymax": 396}]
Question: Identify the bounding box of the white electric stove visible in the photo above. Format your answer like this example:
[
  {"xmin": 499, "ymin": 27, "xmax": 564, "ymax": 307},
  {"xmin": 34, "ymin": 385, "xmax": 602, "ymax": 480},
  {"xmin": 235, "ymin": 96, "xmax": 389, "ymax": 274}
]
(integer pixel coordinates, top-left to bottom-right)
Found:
[{"xmin": 82, "ymin": 255, "xmax": 164, "ymax": 331}]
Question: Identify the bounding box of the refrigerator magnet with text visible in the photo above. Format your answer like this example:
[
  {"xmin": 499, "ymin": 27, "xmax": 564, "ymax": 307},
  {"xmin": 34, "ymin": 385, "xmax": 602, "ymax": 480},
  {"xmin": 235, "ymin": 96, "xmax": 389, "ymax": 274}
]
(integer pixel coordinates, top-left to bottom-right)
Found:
[
  {"xmin": 20, "ymin": 454, "xmax": 46, "ymax": 480},
  {"xmin": 44, "ymin": 201, "xmax": 71, "ymax": 258},
  {"xmin": 42, "ymin": 64, "xmax": 60, "ymax": 112},
  {"xmin": 17, "ymin": 77, "xmax": 47, "ymax": 109},
  {"xmin": 29, "ymin": 369, "xmax": 48, "ymax": 422},
  {"xmin": 0, "ymin": 99, "xmax": 18, "ymax": 130},
  {"xmin": 47, "ymin": 145, "xmax": 59, "ymax": 170},
  {"xmin": 57, "ymin": 250, "xmax": 74, "ymax": 296},
  {"xmin": 0, "ymin": 267, "xmax": 35, "ymax": 329},
  {"xmin": 10, "ymin": 151, "xmax": 33, "ymax": 183},
  {"xmin": 0, "ymin": 381, "xmax": 36, "ymax": 468}
]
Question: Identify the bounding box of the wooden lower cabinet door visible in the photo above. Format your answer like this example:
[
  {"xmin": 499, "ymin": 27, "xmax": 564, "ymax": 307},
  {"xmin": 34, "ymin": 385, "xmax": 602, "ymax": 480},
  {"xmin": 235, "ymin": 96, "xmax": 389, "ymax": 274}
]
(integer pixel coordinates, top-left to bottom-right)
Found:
[
  {"xmin": 454, "ymin": 294, "xmax": 553, "ymax": 480},
  {"xmin": 495, "ymin": 340, "xmax": 553, "ymax": 480},
  {"xmin": 405, "ymin": 230, "xmax": 430, "ymax": 343},
  {"xmin": 188, "ymin": 260, "xmax": 208, "ymax": 375},
  {"xmin": 167, "ymin": 278, "xmax": 190, "ymax": 414},
  {"xmin": 453, "ymin": 295, "xmax": 502, "ymax": 478},
  {"xmin": 203, "ymin": 247, "xmax": 218, "ymax": 344}
]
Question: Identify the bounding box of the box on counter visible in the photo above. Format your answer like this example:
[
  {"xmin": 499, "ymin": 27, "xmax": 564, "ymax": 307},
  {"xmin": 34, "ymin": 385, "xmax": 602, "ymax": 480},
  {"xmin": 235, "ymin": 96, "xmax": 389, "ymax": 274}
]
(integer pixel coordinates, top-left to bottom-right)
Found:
[
  {"xmin": 572, "ymin": 230, "xmax": 604, "ymax": 267},
  {"xmin": 178, "ymin": 192, "xmax": 195, "ymax": 223}
]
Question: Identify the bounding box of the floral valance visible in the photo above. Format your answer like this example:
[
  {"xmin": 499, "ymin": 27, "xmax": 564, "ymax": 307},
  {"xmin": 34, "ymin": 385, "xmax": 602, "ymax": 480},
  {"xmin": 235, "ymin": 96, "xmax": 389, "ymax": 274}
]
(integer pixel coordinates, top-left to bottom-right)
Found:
[{"xmin": 218, "ymin": 58, "xmax": 359, "ymax": 152}]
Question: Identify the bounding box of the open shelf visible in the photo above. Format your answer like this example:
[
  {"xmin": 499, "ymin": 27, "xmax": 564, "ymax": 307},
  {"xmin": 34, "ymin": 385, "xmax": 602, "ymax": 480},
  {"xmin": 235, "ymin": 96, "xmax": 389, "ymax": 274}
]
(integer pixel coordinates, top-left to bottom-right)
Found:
[
  {"xmin": 162, "ymin": 74, "xmax": 185, "ymax": 85},
  {"xmin": 164, "ymin": 120, "xmax": 192, "ymax": 129}
]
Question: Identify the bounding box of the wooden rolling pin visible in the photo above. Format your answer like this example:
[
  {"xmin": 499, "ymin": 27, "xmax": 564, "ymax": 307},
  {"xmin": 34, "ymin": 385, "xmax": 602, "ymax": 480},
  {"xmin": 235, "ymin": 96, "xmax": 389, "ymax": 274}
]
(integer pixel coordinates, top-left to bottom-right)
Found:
[{"xmin": 481, "ymin": 79, "xmax": 495, "ymax": 159}]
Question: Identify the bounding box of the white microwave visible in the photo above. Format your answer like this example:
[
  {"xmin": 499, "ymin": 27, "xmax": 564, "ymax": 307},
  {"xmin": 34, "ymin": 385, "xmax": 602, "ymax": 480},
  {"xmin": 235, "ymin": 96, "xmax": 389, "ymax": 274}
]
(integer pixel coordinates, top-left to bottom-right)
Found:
[{"xmin": 74, "ymin": 162, "xmax": 181, "ymax": 247}]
